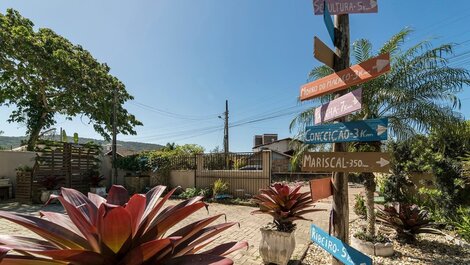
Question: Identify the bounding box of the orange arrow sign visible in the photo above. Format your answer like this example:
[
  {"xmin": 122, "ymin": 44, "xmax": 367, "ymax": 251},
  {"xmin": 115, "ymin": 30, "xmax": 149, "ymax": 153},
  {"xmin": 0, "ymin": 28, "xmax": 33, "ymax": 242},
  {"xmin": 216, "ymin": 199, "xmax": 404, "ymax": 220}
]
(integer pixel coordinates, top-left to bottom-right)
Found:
[{"xmin": 300, "ymin": 53, "xmax": 390, "ymax": 101}]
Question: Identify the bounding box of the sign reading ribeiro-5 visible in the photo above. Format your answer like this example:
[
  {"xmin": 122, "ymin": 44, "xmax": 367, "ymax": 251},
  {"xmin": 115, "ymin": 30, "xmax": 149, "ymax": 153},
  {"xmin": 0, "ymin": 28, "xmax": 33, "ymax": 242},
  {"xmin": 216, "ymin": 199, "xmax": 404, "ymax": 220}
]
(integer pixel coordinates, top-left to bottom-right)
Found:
[{"xmin": 310, "ymin": 224, "xmax": 372, "ymax": 265}]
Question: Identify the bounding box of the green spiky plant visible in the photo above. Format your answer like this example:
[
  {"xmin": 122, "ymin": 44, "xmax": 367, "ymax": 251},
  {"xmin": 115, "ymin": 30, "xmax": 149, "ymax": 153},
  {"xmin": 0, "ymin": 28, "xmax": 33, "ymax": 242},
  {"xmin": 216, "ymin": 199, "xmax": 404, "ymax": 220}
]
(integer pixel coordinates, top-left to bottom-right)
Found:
[
  {"xmin": 376, "ymin": 202, "xmax": 441, "ymax": 242},
  {"xmin": 0, "ymin": 185, "xmax": 247, "ymax": 264},
  {"xmin": 290, "ymin": 28, "xmax": 470, "ymax": 237}
]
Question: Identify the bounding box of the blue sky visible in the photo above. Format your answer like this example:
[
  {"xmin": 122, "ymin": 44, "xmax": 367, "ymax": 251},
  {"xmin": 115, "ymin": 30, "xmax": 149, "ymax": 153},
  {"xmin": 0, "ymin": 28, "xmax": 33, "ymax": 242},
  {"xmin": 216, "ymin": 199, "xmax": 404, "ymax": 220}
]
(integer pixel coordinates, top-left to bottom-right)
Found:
[{"xmin": 0, "ymin": 0, "xmax": 469, "ymax": 151}]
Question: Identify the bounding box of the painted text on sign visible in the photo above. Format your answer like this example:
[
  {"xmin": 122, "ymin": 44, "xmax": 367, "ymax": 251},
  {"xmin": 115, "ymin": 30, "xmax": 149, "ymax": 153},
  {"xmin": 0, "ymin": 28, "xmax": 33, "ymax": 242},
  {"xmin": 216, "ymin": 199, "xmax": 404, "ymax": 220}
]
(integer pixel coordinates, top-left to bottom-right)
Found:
[{"xmin": 313, "ymin": 0, "xmax": 378, "ymax": 15}]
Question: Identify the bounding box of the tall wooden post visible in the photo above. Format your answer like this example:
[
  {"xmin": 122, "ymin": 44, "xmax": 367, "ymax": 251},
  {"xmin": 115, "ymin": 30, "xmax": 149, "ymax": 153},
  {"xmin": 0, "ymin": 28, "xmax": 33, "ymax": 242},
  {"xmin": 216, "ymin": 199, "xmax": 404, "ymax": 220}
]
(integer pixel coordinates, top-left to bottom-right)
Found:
[{"xmin": 331, "ymin": 13, "xmax": 350, "ymax": 265}]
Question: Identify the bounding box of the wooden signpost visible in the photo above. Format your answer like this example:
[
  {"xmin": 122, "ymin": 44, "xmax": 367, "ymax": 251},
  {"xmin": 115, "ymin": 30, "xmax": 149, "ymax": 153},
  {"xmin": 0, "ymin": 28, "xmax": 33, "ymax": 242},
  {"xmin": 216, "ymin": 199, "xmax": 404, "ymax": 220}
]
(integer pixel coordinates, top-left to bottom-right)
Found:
[
  {"xmin": 305, "ymin": 118, "xmax": 388, "ymax": 144},
  {"xmin": 314, "ymin": 87, "xmax": 362, "ymax": 124},
  {"xmin": 313, "ymin": 0, "xmax": 378, "ymax": 15},
  {"xmin": 302, "ymin": 152, "xmax": 390, "ymax": 173},
  {"xmin": 306, "ymin": 2, "xmax": 384, "ymax": 264},
  {"xmin": 300, "ymin": 53, "xmax": 390, "ymax": 101},
  {"xmin": 311, "ymin": 224, "xmax": 373, "ymax": 265}
]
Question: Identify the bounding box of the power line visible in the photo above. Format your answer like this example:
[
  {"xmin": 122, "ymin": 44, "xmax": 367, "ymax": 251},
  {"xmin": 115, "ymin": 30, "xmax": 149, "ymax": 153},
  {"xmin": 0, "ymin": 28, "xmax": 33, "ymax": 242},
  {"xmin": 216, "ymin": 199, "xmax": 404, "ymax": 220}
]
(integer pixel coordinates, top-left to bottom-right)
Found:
[{"xmin": 130, "ymin": 101, "xmax": 222, "ymax": 121}]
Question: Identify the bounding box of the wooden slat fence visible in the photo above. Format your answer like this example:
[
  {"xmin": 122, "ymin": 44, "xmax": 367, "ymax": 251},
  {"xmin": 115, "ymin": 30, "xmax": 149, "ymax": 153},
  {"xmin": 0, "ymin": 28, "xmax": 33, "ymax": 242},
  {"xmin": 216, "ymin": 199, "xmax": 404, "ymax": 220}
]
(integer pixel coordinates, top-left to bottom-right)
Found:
[{"xmin": 16, "ymin": 142, "xmax": 100, "ymax": 203}]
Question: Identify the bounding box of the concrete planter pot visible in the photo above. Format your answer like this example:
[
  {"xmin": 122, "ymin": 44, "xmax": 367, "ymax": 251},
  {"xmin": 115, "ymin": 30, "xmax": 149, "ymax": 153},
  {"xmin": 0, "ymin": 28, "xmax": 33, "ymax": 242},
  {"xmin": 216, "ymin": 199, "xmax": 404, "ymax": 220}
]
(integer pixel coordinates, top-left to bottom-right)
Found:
[
  {"xmin": 259, "ymin": 227, "xmax": 295, "ymax": 265},
  {"xmin": 351, "ymin": 235, "xmax": 394, "ymax": 257},
  {"xmin": 90, "ymin": 187, "xmax": 107, "ymax": 197},
  {"xmin": 40, "ymin": 190, "xmax": 60, "ymax": 203}
]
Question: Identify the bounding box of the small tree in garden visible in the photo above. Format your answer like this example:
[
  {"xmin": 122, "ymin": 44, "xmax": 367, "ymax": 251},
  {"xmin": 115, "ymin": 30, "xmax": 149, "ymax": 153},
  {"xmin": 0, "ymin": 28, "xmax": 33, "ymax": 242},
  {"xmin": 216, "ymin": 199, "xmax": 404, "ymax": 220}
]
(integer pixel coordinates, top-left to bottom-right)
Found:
[
  {"xmin": 0, "ymin": 185, "xmax": 247, "ymax": 264},
  {"xmin": 290, "ymin": 28, "xmax": 470, "ymax": 238},
  {"xmin": 0, "ymin": 9, "xmax": 142, "ymax": 150}
]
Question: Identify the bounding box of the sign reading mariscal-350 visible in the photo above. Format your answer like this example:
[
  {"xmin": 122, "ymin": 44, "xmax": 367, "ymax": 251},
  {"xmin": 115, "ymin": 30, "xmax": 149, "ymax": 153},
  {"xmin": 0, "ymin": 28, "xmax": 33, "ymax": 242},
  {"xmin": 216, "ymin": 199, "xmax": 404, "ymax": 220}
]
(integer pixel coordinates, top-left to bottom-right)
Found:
[{"xmin": 305, "ymin": 118, "xmax": 388, "ymax": 144}]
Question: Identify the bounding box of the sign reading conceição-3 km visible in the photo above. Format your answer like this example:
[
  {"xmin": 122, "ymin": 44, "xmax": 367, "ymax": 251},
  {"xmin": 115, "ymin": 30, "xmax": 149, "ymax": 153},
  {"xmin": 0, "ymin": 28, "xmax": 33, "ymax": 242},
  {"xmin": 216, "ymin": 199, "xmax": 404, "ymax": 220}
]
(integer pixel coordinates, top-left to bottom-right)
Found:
[
  {"xmin": 300, "ymin": 53, "xmax": 390, "ymax": 101},
  {"xmin": 305, "ymin": 118, "xmax": 388, "ymax": 144},
  {"xmin": 302, "ymin": 152, "xmax": 391, "ymax": 173}
]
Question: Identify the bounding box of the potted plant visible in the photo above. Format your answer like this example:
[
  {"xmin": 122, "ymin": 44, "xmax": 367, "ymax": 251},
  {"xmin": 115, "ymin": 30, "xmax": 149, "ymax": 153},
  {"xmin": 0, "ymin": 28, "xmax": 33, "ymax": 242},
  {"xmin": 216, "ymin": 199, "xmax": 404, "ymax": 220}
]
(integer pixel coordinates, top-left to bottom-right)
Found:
[
  {"xmin": 39, "ymin": 175, "xmax": 65, "ymax": 203},
  {"xmin": 251, "ymin": 183, "xmax": 324, "ymax": 265},
  {"xmin": 86, "ymin": 170, "xmax": 107, "ymax": 196}
]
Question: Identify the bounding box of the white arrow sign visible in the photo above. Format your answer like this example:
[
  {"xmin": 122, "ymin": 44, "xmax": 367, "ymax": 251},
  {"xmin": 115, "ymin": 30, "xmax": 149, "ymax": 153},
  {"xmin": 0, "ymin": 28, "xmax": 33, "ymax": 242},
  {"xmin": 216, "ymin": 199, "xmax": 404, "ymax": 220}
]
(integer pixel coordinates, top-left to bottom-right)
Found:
[
  {"xmin": 373, "ymin": 59, "xmax": 389, "ymax": 72},
  {"xmin": 370, "ymin": 0, "xmax": 378, "ymax": 9},
  {"xmin": 376, "ymin": 157, "xmax": 390, "ymax": 167},
  {"xmin": 376, "ymin": 125, "xmax": 387, "ymax": 136}
]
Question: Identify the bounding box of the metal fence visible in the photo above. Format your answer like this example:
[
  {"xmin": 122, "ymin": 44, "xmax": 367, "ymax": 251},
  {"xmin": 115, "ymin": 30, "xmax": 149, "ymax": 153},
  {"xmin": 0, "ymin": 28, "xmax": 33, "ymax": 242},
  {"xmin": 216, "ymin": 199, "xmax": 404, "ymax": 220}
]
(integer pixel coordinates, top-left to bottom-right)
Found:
[
  {"xmin": 168, "ymin": 155, "xmax": 197, "ymax": 170},
  {"xmin": 195, "ymin": 151, "xmax": 271, "ymax": 197},
  {"xmin": 202, "ymin": 152, "xmax": 262, "ymax": 170}
]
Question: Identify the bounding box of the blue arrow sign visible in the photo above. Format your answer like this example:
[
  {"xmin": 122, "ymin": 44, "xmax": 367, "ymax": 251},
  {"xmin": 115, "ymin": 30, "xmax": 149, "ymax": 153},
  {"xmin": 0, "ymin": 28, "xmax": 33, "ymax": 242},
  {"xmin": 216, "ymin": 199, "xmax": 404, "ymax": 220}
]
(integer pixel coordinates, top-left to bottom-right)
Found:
[
  {"xmin": 323, "ymin": 0, "xmax": 335, "ymax": 44},
  {"xmin": 305, "ymin": 118, "xmax": 388, "ymax": 144},
  {"xmin": 311, "ymin": 224, "xmax": 372, "ymax": 265}
]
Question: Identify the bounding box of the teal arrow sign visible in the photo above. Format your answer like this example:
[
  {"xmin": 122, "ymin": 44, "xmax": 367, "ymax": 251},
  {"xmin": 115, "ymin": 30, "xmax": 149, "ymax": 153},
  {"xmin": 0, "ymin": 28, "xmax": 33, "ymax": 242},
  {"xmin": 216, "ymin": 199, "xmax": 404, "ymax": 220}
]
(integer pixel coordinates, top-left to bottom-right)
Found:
[
  {"xmin": 305, "ymin": 118, "xmax": 388, "ymax": 144},
  {"xmin": 311, "ymin": 224, "xmax": 372, "ymax": 265},
  {"xmin": 323, "ymin": 0, "xmax": 335, "ymax": 44}
]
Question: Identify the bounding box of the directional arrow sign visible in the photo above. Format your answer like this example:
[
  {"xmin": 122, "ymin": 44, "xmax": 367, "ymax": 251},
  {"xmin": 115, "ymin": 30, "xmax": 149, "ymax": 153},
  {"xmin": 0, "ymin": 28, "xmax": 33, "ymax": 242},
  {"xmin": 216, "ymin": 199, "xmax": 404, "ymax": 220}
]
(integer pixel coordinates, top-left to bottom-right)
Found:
[
  {"xmin": 314, "ymin": 87, "xmax": 362, "ymax": 124},
  {"xmin": 300, "ymin": 53, "xmax": 390, "ymax": 101},
  {"xmin": 310, "ymin": 177, "xmax": 332, "ymax": 202},
  {"xmin": 310, "ymin": 224, "xmax": 372, "ymax": 265},
  {"xmin": 305, "ymin": 118, "xmax": 388, "ymax": 144},
  {"xmin": 302, "ymin": 152, "xmax": 391, "ymax": 173},
  {"xmin": 313, "ymin": 0, "xmax": 378, "ymax": 15},
  {"xmin": 323, "ymin": 1, "xmax": 335, "ymax": 44},
  {"xmin": 314, "ymin": 36, "xmax": 338, "ymax": 69}
]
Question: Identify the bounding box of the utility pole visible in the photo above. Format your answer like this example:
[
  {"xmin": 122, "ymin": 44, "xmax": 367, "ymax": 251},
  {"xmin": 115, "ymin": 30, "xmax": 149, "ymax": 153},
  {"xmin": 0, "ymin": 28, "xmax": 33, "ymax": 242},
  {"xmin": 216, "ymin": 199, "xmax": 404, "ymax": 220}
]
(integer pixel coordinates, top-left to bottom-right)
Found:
[
  {"xmin": 331, "ymin": 14, "xmax": 350, "ymax": 265},
  {"xmin": 112, "ymin": 89, "xmax": 118, "ymax": 185},
  {"xmin": 224, "ymin": 100, "xmax": 229, "ymax": 155}
]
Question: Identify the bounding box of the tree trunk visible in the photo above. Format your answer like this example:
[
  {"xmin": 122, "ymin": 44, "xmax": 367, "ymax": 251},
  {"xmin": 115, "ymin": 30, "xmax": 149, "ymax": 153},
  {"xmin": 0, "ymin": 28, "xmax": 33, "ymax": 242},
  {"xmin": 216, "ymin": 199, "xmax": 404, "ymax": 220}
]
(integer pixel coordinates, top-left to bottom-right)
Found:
[
  {"xmin": 363, "ymin": 141, "xmax": 382, "ymax": 237},
  {"xmin": 27, "ymin": 112, "xmax": 47, "ymax": 151},
  {"xmin": 364, "ymin": 172, "xmax": 376, "ymax": 236}
]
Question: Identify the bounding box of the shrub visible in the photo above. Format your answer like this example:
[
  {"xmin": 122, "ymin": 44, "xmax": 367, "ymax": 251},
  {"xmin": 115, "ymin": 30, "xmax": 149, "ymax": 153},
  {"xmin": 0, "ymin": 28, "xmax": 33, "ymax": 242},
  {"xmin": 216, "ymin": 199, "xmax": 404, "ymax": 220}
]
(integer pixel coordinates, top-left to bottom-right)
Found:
[
  {"xmin": 354, "ymin": 194, "xmax": 367, "ymax": 219},
  {"xmin": 213, "ymin": 179, "xmax": 229, "ymax": 197},
  {"xmin": 85, "ymin": 170, "xmax": 106, "ymax": 188},
  {"xmin": 453, "ymin": 206, "xmax": 470, "ymax": 242},
  {"xmin": 251, "ymin": 183, "xmax": 324, "ymax": 232},
  {"xmin": 0, "ymin": 185, "xmax": 247, "ymax": 264},
  {"xmin": 40, "ymin": 175, "xmax": 65, "ymax": 190},
  {"xmin": 178, "ymin": 187, "xmax": 212, "ymax": 199},
  {"xmin": 376, "ymin": 202, "xmax": 441, "ymax": 242}
]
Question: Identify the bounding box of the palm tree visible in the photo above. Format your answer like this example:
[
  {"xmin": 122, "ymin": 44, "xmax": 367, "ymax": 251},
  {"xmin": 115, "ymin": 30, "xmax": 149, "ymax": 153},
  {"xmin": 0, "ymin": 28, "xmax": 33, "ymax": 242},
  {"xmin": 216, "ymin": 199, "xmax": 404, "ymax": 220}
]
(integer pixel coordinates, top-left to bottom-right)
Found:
[{"xmin": 290, "ymin": 28, "xmax": 470, "ymax": 237}]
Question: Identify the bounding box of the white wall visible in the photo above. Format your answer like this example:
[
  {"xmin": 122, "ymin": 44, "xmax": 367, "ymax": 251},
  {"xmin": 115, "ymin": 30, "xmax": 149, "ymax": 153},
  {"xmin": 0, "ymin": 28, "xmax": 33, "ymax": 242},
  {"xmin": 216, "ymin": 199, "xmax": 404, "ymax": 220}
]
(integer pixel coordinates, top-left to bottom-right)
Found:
[{"xmin": 0, "ymin": 151, "xmax": 36, "ymax": 195}]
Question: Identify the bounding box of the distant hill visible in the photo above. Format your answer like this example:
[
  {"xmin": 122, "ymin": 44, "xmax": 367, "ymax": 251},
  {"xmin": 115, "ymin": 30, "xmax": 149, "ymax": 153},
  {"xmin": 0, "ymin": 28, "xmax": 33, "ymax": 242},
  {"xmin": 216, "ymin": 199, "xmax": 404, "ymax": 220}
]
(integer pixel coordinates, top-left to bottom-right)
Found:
[{"xmin": 0, "ymin": 135, "xmax": 163, "ymax": 152}]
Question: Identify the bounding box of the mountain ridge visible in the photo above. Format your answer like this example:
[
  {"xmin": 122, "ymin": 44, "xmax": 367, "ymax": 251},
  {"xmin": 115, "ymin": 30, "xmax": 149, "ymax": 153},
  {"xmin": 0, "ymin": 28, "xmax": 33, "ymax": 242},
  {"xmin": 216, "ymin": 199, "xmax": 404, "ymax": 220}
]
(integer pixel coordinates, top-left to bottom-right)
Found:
[{"xmin": 0, "ymin": 135, "xmax": 163, "ymax": 152}]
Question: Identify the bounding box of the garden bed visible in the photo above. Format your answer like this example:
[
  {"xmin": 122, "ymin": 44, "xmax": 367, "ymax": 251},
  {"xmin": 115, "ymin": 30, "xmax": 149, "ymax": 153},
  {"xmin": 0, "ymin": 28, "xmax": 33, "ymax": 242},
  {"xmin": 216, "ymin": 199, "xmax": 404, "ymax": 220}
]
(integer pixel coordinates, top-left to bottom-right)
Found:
[{"xmin": 302, "ymin": 219, "xmax": 470, "ymax": 265}]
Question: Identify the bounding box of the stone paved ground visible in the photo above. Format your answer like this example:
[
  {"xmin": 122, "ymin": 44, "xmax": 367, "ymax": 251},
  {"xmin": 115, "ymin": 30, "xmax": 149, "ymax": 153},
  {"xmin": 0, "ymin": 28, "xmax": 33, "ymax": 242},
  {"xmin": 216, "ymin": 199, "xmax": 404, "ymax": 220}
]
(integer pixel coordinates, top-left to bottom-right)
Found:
[{"xmin": 0, "ymin": 184, "xmax": 362, "ymax": 265}]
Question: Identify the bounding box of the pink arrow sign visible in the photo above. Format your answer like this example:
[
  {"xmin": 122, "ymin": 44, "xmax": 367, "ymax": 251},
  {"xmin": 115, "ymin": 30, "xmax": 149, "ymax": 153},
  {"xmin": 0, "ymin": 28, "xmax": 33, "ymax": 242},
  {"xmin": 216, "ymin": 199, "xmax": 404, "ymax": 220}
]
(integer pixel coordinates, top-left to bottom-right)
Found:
[
  {"xmin": 313, "ymin": 0, "xmax": 378, "ymax": 15},
  {"xmin": 314, "ymin": 87, "xmax": 362, "ymax": 124}
]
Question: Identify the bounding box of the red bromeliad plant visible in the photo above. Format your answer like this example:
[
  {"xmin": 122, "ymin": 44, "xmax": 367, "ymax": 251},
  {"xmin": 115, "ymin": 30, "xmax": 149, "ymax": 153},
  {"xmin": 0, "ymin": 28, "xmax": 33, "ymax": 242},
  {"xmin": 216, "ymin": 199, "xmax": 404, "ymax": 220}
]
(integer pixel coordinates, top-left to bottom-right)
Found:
[
  {"xmin": 251, "ymin": 183, "xmax": 324, "ymax": 232},
  {"xmin": 0, "ymin": 185, "xmax": 248, "ymax": 264},
  {"xmin": 376, "ymin": 202, "xmax": 442, "ymax": 242}
]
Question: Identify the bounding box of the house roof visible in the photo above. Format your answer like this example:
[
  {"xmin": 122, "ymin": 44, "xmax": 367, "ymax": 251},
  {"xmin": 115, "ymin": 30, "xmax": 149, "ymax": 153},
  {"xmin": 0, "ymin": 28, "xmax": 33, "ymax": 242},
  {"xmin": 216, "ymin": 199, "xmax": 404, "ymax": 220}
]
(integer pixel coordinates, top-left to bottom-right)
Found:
[
  {"xmin": 253, "ymin": 137, "xmax": 303, "ymax": 149},
  {"xmin": 104, "ymin": 148, "xmax": 140, "ymax": 157}
]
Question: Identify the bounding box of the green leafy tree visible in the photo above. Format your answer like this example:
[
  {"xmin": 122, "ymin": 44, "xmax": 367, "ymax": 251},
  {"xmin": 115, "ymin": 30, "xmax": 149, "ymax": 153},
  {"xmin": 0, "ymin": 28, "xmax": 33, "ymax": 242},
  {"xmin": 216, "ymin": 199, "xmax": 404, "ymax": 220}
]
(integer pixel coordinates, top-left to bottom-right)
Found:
[
  {"xmin": 291, "ymin": 28, "xmax": 470, "ymax": 237},
  {"xmin": 0, "ymin": 9, "xmax": 142, "ymax": 150}
]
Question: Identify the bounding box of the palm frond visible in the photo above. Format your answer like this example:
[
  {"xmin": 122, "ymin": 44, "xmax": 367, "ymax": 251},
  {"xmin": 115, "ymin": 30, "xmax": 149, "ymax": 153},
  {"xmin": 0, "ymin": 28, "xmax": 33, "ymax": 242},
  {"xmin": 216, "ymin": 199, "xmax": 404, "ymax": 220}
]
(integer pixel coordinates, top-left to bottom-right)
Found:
[
  {"xmin": 380, "ymin": 27, "xmax": 413, "ymax": 55},
  {"xmin": 352, "ymin": 39, "xmax": 372, "ymax": 63}
]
